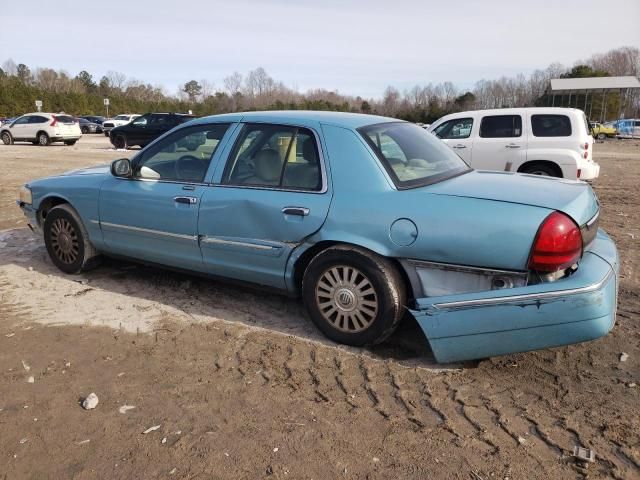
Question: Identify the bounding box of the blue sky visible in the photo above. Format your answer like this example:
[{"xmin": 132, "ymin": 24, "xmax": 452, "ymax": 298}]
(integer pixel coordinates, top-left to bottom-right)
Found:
[{"xmin": 1, "ymin": 0, "xmax": 639, "ymax": 98}]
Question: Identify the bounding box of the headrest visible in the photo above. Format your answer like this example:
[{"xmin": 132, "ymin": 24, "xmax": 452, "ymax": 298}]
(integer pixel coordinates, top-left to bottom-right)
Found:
[{"xmin": 254, "ymin": 149, "xmax": 282, "ymax": 183}]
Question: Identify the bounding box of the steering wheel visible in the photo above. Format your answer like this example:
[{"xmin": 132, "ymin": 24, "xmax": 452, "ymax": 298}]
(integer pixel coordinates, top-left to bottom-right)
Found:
[{"xmin": 174, "ymin": 155, "xmax": 203, "ymax": 182}]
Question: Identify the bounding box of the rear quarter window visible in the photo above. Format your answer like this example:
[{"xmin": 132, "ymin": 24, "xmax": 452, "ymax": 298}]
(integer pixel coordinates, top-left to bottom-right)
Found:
[{"xmin": 531, "ymin": 114, "xmax": 572, "ymax": 137}]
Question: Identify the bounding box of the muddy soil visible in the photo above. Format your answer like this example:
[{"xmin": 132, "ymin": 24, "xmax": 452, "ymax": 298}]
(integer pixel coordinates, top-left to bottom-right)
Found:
[{"xmin": 0, "ymin": 136, "xmax": 639, "ymax": 479}]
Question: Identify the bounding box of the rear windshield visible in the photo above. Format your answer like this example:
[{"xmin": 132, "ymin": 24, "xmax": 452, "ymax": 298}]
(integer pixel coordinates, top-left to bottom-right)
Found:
[
  {"xmin": 55, "ymin": 115, "xmax": 76, "ymax": 124},
  {"xmin": 358, "ymin": 122, "xmax": 470, "ymax": 189}
]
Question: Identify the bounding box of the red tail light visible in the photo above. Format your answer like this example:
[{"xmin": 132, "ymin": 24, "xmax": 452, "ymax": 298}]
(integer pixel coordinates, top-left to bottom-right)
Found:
[
  {"xmin": 529, "ymin": 212, "xmax": 582, "ymax": 272},
  {"xmin": 50, "ymin": 116, "xmax": 58, "ymax": 127},
  {"xmin": 584, "ymin": 142, "xmax": 589, "ymax": 150}
]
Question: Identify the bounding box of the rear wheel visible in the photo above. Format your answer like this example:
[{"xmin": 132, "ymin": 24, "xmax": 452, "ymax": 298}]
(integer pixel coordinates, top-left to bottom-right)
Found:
[
  {"xmin": 37, "ymin": 132, "xmax": 50, "ymax": 146},
  {"xmin": 81, "ymin": 126, "xmax": 89, "ymax": 134},
  {"xmin": 302, "ymin": 246, "xmax": 406, "ymax": 346},
  {"xmin": 597, "ymin": 132, "xmax": 606, "ymax": 140},
  {"xmin": 43, "ymin": 204, "xmax": 100, "ymax": 274},
  {"xmin": 112, "ymin": 134, "xmax": 128, "ymax": 150},
  {"xmin": 520, "ymin": 163, "xmax": 560, "ymax": 177},
  {"xmin": 2, "ymin": 131, "xmax": 13, "ymax": 145}
]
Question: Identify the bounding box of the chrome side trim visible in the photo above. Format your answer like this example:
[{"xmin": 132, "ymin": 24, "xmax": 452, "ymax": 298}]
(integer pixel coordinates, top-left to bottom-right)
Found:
[
  {"xmin": 432, "ymin": 269, "xmax": 614, "ymax": 310},
  {"xmin": 586, "ymin": 210, "xmax": 599, "ymax": 228},
  {"xmin": 100, "ymin": 221, "xmax": 197, "ymax": 241},
  {"xmin": 89, "ymin": 219, "xmax": 100, "ymax": 225},
  {"xmin": 200, "ymin": 236, "xmax": 279, "ymax": 251},
  {"xmin": 408, "ymin": 259, "xmax": 527, "ymax": 278}
]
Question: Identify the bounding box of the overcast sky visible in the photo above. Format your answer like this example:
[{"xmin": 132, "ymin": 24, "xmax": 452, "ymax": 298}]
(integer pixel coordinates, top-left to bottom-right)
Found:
[{"xmin": 1, "ymin": 0, "xmax": 639, "ymax": 98}]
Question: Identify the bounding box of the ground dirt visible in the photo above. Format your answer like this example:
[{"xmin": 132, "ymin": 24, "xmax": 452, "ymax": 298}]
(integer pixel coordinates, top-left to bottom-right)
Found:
[{"xmin": 0, "ymin": 136, "xmax": 639, "ymax": 479}]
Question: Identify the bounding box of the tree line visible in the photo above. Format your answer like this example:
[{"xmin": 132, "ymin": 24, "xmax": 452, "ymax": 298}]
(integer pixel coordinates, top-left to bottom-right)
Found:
[{"xmin": 1, "ymin": 46, "xmax": 638, "ymax": 121}]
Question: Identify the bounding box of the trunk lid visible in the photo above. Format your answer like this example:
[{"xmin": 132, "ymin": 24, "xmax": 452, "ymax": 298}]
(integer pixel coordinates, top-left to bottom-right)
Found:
[{"xmin": 426, "ymin": 170, "xmax": 598, "ymax": 226}]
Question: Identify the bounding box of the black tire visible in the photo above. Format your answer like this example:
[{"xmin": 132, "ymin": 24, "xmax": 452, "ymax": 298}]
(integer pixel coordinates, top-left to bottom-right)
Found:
[
  {"xmin": 597, "ymin": 132, "xmax": 606, "ymax": 140},
  {"xmin": 43, "ymin": 204, "xmax": 100, "ymax": 274},
  {"xmin": 81, "ymin": 126, "xmax": 89, "ymax": 134},
  {"xmin": 64, "ymin": 140, "xmax": 77, "ymax": 146},
  {"xmin": 112, "ymin": 134, "xmax": 128, "ymax": 150},
  {"xmin": 520, "ymin": 163, "xmax": 560, "ymax": 177},
  {"xmin": 32, "ymin": 141, "xmax": 39, "ymax": 145},
  {"xmin": 37, "ymin": 131, "xmax": 50, "ymax": 146},
  {"xmin": 104, "ymin": 132, "xmax": 110, "ymax": 137},
  {"xmin": 302, "ymin": 245, "xmax": 406, "ymax": 347},
  {"xmin": 1, "ymin": 131, "xmax": 13, "ymax": 145}
]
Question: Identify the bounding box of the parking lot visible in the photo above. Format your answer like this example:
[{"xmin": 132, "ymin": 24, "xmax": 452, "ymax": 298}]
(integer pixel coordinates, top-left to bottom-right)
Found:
[{"xmin": 1, "ymin": 136, "xmax": 639, "ymax": 479}]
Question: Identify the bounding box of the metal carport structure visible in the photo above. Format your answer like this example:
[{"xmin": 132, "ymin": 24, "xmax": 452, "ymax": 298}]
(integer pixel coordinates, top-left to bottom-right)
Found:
[{"xmin": 548, "ymin": 76, "xmax": 640, "ymax": 122}]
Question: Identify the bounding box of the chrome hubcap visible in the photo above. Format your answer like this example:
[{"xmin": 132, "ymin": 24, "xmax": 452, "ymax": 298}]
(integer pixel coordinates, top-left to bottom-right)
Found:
[
  {"xmin": 315, "ymin": 265, "xmax": 378, "ymax": 333},
  {"xmin": 51, "ymin": 218, "xmax": 79, "ymax": 264}
]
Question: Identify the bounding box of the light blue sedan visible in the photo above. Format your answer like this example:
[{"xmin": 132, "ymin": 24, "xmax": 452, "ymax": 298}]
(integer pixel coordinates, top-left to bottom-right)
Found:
[{"xmin": 17, "ymin": 111, "xmax": 619, "ymax": 362}]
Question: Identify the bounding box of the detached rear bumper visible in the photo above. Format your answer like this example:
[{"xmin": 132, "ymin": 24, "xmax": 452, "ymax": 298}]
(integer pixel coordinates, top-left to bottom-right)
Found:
[{"xmin": 410, "ymin": 229, "xmax": 618, "ymax": 363}]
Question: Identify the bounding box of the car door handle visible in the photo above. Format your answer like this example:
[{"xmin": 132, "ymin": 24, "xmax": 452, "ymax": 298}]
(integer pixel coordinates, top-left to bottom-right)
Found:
[
  {"xmin": 174, "ymin": 196, "xmax": 197, "ymax": 205},
  {"xmin": 452, "ymin": 144, "xmax": 466, "ymax": 149},
  {"xmin": 505, "ymin": 143, "xmax": 521, "ymax": 148},
  {"xmin": 282, "ymin": 207, "xmax": 309, "ymax": 216}
]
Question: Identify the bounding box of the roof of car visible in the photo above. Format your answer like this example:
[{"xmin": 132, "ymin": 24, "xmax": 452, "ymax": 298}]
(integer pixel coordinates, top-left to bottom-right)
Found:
[{"xmin": 190, "ymin": 110, "xmax": 400, "ymax": 129}]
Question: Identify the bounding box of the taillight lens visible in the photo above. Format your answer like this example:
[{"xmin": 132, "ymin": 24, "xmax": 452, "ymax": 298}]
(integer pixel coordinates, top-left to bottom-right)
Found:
[
  {"xmin": 50, "ymin": 116, "xmax": 58, "ymax": 127},
  {"xmin": 529, "ymin": 212, "xmax": 582, "ymax": 272}
]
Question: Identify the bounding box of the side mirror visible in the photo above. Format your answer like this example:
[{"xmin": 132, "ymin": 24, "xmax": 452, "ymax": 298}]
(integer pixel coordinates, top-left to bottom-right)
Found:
[{"xmin": 111, "ymin": 158, "xmax": 132, "ymax": 178}]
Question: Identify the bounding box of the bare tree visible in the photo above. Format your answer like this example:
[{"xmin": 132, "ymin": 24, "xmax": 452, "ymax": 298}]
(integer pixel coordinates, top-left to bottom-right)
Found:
[
  {"xmin": 105, "ymin": 71, "xmax": 127, "ymax": 92},
  {"xmin": 2, "ymin": 59, "xmax": 17, "ymax": 76}
]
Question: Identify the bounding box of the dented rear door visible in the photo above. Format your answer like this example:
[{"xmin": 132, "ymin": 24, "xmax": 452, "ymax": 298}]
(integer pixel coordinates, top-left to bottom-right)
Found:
[{"xmin": 197, "ymin": 121, "xmax": 332, "ymax": 290}]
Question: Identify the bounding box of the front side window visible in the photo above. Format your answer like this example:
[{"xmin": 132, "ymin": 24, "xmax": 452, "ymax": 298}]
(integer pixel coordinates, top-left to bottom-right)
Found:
[
  {"xmin": 359, "ymin": 122, "xmax": 470, "ymax": 189},
  {"xmin": 433, "ymin": 118, "xmax": 474, "ymax": 139},
  {"xmin": 223, "ymin": 124, "xmax": 322, "ymax": 191},
  {"xmin": 14, "ymin": 116, "xmax": 31, "ymax": 125},
  {"xmin": 479, "ymin": 115, "xmax": 522, "ymax": 138},
  {"xmin": 531, "ymin": 114, "xmax": 572, "ymax": 137},
  {"xmin": 134, "ymin": 123, "xmax": 230, "ymax": 183}
]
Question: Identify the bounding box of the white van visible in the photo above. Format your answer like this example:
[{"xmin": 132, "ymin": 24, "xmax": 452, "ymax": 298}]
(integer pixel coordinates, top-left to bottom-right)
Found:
[{"xmin": 428, "ymin": 107, "xmax": 599, "ymax": 180}]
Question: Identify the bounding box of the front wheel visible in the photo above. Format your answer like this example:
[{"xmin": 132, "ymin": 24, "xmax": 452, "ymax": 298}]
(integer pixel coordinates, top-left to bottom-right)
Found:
[
  {"xmin": 112, "ymin": 134, "xmax": 128, "ymax": 150},
  {"xmin": 43, "ymin": 204, "xmax": 100, "ymax": 274},
  {"xmin": 2, "ymin": 132, "xmax": 14, "ymax": 145},
  {"xmin": 597, "ymin": 132, "xmax": 606, "ymax": 140},
  {"xmin": 37, "ymin": 132, "xmax": 50, "ymax": 146},
  {"xmin": 302, "ymin": 246, "xmax": 406, "ymax": 346}
]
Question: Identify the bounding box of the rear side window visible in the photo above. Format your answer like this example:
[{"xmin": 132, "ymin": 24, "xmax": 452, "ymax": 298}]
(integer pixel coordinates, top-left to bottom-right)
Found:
[
  {"xmin": 29, "ymin": 116, "xmax": 48, "ymax": 124},
  {"xmin": 433, "ymin": 118, "xmax": 473, "ymax": 139},
  {"xmin": 223, "ymin": 124, "xmax": 322, "ymax": 191},
  {"xmin": 531, "ymin": 115, "xmax": 572, "ymax": 137},
  {"xmin": 479, "ymin": 115, "xmax": 522, "ymax": 138}
]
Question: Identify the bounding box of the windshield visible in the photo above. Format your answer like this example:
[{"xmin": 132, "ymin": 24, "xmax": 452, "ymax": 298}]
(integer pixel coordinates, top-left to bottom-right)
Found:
[
  {"xmin": 358, "ymin": 122, "xmax": 470, "ymax": 189},
  {"xmin": 114, "ymin": 115, "xmax": 130, "ymax": 120}
]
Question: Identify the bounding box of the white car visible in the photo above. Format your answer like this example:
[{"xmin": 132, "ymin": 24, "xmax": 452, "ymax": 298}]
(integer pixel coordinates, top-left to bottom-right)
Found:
[
  {"xmin": 0, "ymin": 113, "xmax": 82, "ymax": 146},
  {"xmin": 428, "ymin": 107, "xmax": 599, "ymax": 180},
  {"xmin": 102, "ymin": 114, "xmax": 140, "ymax": 136}
]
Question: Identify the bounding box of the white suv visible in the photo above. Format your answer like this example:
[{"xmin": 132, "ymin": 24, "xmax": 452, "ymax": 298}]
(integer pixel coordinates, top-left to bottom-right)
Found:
[
  {"xmin": 0, "ymin": 113, "xmax": 82, "ymax": 146},
  {"xmin": 102, "ymin": 114, "xmax": 140, "ymax": 136},
  {"xmin": 428, "ymin": 107, "xmax": 599, "ymax": 180}
]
